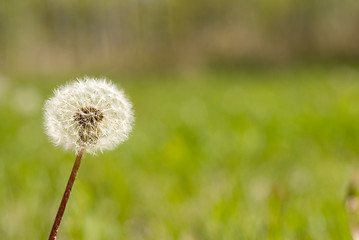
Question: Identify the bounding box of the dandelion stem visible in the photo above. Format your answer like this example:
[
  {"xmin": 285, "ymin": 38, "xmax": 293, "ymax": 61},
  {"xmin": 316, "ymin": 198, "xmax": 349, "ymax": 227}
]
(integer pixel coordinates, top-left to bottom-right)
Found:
[{"xmin": 48, "ymin": 148, "xmax": 85, "ymax": 240}]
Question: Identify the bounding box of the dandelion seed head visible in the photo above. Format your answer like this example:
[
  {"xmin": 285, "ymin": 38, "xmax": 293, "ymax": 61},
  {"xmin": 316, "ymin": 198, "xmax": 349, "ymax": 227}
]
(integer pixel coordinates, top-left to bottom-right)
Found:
[{"xmin": 44, "ymin": 77, "xmax": 134, "ymax": 154}]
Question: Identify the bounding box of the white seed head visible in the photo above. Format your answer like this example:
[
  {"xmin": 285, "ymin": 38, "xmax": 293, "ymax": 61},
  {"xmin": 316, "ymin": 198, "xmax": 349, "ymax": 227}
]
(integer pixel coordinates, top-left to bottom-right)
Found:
[{"xmin": 44, "ymin": 77, "xmax": 134, "ymax": 154}]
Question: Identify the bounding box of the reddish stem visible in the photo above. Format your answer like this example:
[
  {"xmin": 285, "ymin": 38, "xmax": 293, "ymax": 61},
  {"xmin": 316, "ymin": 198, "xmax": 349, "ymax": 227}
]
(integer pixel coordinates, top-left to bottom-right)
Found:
[{"xmin": 48, "ymin": 148, "xmax": 85, "ymax": 240}]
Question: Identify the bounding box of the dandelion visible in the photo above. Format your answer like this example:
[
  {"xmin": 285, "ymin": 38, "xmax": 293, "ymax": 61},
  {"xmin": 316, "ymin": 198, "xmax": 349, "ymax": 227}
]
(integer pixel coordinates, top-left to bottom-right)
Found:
[{"xmin": 44, "ymin": 77, "xmax": 134, "ymax": 240}]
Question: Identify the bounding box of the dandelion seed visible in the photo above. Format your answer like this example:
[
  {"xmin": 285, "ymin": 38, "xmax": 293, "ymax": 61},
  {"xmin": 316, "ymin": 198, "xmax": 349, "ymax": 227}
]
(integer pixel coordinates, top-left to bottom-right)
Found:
[
  {"xmin": 44, "ymin": 77, "xmax": 134, "ymax": 240},
  {"xmin": 44, "ymin": 77, "xmax": 134, "ymax": 154}
]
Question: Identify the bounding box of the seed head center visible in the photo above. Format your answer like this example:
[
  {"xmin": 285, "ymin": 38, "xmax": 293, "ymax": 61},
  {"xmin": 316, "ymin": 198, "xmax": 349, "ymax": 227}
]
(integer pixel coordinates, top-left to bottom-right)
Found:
[
  {"xmin": 74, "ymin": 106, "xmax": 104, "ymax": 129},
  {"xmin": 74, "ymin": 106, "xmax": 104, "ymax": 145}
]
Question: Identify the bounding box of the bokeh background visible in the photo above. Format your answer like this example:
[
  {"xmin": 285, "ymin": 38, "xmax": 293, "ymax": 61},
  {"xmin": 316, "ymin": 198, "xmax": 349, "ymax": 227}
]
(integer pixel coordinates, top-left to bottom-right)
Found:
[{"xmin": 1, "ymin": 0, "xmax": 359, "ymax": 239}]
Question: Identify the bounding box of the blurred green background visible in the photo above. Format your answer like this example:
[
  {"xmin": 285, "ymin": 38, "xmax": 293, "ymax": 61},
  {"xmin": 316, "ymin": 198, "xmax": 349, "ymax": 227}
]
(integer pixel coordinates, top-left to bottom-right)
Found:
[{"xmin": 1, "ymin": 0, "xmax": 359, "ymax": 239}]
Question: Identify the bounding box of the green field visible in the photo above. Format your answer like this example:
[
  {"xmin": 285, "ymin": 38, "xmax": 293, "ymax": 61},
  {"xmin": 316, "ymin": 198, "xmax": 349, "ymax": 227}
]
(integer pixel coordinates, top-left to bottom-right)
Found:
[{"xmin": 0, "ymin": 67, "xmax": 358, "ymax": 239}]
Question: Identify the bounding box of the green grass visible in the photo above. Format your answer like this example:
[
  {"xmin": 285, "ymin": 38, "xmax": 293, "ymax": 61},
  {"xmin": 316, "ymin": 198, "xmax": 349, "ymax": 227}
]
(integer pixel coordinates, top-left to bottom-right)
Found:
[{"xmin": 0, "ymin": 67, "xmax": 358, "ymax": 239}]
